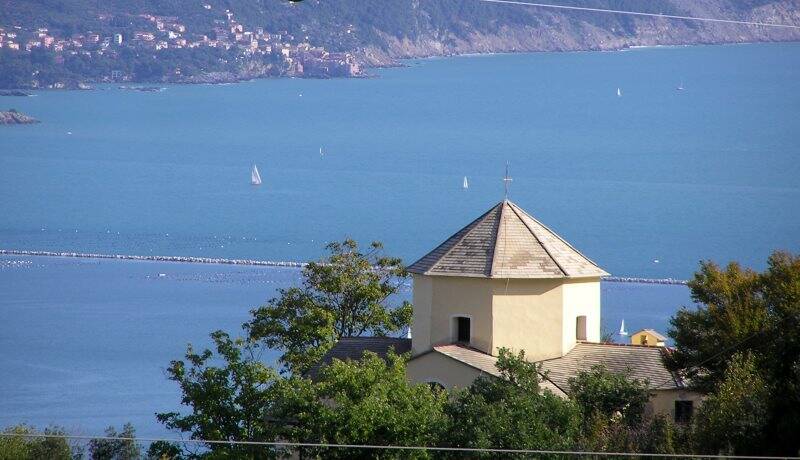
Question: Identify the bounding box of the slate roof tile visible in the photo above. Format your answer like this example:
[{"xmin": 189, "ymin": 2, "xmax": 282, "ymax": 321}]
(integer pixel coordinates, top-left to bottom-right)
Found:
[{"xmin": 408, "ymin": 200, "xmax": 608, "ymax": 279}]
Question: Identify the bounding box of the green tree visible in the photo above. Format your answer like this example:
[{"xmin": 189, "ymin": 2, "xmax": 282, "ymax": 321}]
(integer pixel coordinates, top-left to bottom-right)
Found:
[
  {"xmin": 246, "ymin": 239, "xmax": 412, "ymax": 375},
  {"xmin": 666, "ymin": 259, "xmax": 767, "ymax": 392},
  {"xmin": 88, "ymin": 423, "xmax": 141, "ymax": 460},
  {"xmin": 276, "ymin": 350, "xmax": 446, "ymax": 459},
  {"xmin": 666, "ymin": 251, "xmax": 800, "ymax": 454},
  {"xmin": 0, "ymin": 425, "xmax": 73, "ymax": 460},
  {"xmin": 691, "ymin": 352, "xmax": 770, "ymax": 455},
  {"xmin": 146, "ymin": 440, "xmax": 184, "ymax": 459},
  {"xmin": 440, "ymin": 348, "xmax": 581, "ymax": 454},
  {"xmin": 568, "ymin": 364, "xmax": 650, "ymax": 429},
  {"xmin": 156, "ymin": 331, "xmax": 286, "ymax": 459}
]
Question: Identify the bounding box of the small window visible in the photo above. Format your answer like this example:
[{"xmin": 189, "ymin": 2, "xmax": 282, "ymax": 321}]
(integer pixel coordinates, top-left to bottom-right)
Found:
[
  {"xmin": 456, "ymin": 317, "xmax": 470, "ymax": 343},
  {"xmin": 674, "ymin": 400, "xmax": 694, "ymax": 423},
  {"xmin": 576, "ymin": 316, "xmax": 587, "ymax": 341}
]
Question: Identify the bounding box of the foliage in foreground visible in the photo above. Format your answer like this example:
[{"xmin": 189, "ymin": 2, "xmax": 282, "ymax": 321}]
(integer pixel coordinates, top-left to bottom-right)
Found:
[
  {"xmin": 440, "ymin": 349, "xmax": 581, "ymax": 454},
  {"xmin": 9, "ymin": 246, "xmax": 795, "ymax": 457},
  {"xmin": 666, "ymin": 251, "xmax": 800, "ymax": 455},
  {"xmin": 0, "ymin": 425, "xmax": 73, "ymax": 460},
  {"xmin": 245, "ymin": 239, "xmax": 412, "ymax": 375}
]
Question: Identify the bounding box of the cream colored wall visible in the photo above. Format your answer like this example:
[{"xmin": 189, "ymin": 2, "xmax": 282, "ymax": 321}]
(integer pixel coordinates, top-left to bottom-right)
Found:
[
  {"xmin": 561, "ymin": 278, "xmax": 602, "ymax": 355},
  {"xmin": 647, "ymin": 389, "xmax": 704, "ymax": 420},
  {"xmin": 490, "ymin": 278, "xmax": 565, "ymax": 361},
  {"xmin": 411, "ymin": 274, "xmax": 433, "ymax": 355},
  {"xmin": 424, "ymin": 276, "xmax": 496, "ymax": 354},
  {"xmin": 413, "ymin": 275, "xmax": 601, "ymax": 361},
  {"xmin": 406, "ymin": 351, "xmax": 488, "ymax": 389}
]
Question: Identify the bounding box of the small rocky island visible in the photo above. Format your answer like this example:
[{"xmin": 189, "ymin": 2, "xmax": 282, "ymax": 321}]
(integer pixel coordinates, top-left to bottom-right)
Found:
[
  {"xmin": 0, "ymin": 90, "xmax": 32, "ymax": 97},
  {"xmin": 0, "ymin": 110, "xmax": 39, "ymax": 125}
]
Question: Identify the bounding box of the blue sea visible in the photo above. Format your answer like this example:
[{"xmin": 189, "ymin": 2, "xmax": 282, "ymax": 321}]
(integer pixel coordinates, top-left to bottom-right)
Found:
[{"xmin": 1, "ymin": 43, "xmax": 799, "ymax": 437}]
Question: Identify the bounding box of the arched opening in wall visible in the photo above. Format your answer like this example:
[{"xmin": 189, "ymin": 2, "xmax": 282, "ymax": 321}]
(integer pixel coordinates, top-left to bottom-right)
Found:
[
  {"xmin": 453, "ymin": 316, "xmax": 471, "ymax": 344},
  {"xmin": 576, "ymin": 315, "xmax": 587, "ymax": 341}
]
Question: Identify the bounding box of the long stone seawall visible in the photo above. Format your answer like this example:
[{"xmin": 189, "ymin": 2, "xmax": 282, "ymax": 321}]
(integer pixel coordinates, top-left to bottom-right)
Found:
[
  {"xmin": 0, "ymin": 249, "xmax": 688, "ymax": 285},
  {"xmin": 0, "ymin": 249, "xmax": 307, "ymax": 268}
]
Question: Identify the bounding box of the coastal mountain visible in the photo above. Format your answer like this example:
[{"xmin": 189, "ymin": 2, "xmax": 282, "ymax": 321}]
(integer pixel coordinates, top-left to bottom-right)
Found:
[{"xmin": 1, "ymin": 0, "xmax": 799, "ymax": 87}]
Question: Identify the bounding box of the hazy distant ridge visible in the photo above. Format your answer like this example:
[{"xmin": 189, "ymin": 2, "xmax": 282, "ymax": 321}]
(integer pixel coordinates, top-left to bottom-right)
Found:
[{"xmin": 2, "ymin": 0, "xmax": 800, "ymax": 66}]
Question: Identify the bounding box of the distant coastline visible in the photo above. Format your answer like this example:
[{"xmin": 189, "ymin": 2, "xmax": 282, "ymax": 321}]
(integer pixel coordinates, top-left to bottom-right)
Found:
[{"xmin": 0, "ymin": 249, "xmax": 688, "ymax": 285}]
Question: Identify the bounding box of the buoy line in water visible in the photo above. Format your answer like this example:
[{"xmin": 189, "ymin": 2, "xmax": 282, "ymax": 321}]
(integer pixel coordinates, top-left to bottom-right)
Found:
[{"xmin": 0, "ymin": 249, "xmax": 688, "ymax": 285}]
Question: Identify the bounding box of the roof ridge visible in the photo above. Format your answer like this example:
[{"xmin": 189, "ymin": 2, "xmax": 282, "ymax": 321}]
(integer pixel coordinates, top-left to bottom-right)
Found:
[
  {"xmin": 505, "ymin": 200, "xmax": 568, "ymax": 277},
  {"xmin": 489, "ymin": 201, "xmax": 508, "ymax": 278},
  {"xmin": 427, "ymin": 202, "xmax": 501, "ymax": 276},
  {"xmin": 507, "ymin": 201, "xmax": 604, "ymax": 271}
]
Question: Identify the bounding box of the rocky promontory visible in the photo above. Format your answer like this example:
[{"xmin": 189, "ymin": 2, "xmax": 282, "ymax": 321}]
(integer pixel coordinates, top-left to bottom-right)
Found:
[{"xmin": 0, "ymin": 110, "xmax": 39, "ymax": 125}]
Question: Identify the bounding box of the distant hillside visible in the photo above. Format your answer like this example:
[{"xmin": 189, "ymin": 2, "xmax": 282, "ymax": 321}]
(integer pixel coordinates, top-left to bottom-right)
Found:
[
  {"xmin": 4, "ymin": 0, "xmax": 799, "ymax": 56},
  {"xmin": 1, "ymin": 0, "xmax": 799, "ymax": 87}
]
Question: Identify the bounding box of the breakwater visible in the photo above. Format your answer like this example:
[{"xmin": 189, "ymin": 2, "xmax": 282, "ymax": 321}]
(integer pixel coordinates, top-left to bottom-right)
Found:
[
  {"xmin": 603, "ymin": 276, "xmax": 688, "ymax": 286},
  {"xmin": 0, "ymin": 249, "xmax": 307, "ymax": 268},
  {"xmin": 0, "ymin": 249, "xmax": 689, "ymax": 285}
]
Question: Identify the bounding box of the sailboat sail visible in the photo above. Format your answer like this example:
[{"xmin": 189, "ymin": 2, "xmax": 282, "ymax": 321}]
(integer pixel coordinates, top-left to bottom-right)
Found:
[
  {"xmin": 463, "ymin": 176, "xmax": 469, "ymax": 189},
  {"xmin": 617, "ymin": 87, "xmax": 622, "ymax": 97},
  {"xmin": 619, "ymin": 319, "xmax": 628, "ymax": 336},
  {"xmin": 251, "ymin": 165, "xmax": 262, "ymax": 185}
]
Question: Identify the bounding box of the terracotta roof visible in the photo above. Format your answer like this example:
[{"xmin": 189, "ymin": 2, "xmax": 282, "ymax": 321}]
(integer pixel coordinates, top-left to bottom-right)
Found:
[
  {"xmin": 426, "ymin": 344, "xmax": 567, "ymax": 397},
  {"xmin": 306, "ymin": 337, "xmax": 411, "ymax": 379},
  {"xmin": 631, "ymin": 329, "xmax": 669, "ymax": 341},
  {"xmin": 538, "ymin": 342, "xmax": 682, "ymax": 391},
  {"xmin": 407, "ymin": 200, "xmax": 608, "ymax": 279}
]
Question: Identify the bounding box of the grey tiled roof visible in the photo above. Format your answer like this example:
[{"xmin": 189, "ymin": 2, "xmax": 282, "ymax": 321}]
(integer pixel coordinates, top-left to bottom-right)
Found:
[
  {"xmin": 427, "ymin": 344, "xmax": 567, "ymax": 397},
  {"xmin": 538, "ymin": 342, "xmax": 681, "ymax": 391},
  {"xmin": 407, "ymin": 200, "xmax": 609, "ymax": 279},
  {"xmin": 306, "ymin": 337, "xmax": 411, "ymax": 379}
]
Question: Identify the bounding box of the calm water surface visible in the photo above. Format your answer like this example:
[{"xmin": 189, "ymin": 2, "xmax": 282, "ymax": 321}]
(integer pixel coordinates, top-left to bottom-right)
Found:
[
  {"xmin": 0, "ymin": 42, "xmax": 798, "ymax": 438},
  {"xmin": 1, "ymin": 43, "xmax": 799, "ymax": 278}
]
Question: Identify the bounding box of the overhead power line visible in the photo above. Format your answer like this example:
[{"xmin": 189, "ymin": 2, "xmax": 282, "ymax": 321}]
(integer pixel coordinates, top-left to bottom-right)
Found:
[
  {"xmin": 477, "ymin": 0, "xmax": 800, "ymax": 30},
  {"xmin": 1, "ymin": 433, "xmax": 799, "ymax": 459}
]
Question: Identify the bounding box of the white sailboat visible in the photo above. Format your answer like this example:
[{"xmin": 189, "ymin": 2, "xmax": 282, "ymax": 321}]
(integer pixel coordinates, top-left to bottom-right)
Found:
[
  {"xmin": 676, "ymin": 80, "xmax": 685, "ymax": 91},
  {"xmin": 319, "ymin": 146, "xmax": 324, "ymax": 156},
  {"xmin": 251, "ymin": 164, "xmax": 262, "ymax": 186},
  {"xmin": 463, "ymin": 176, "xmax": 469, "ymax": 189},
  {"xmin": 619, "ymin": 319, "xmax": 628, "ymax": 336},
  {"xmin": 616, "ymin": 87, "xmax": 622, "ymax": 97}
]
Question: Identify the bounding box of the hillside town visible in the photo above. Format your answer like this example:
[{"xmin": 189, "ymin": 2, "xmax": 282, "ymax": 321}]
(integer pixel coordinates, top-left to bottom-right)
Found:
[{"xmin": 0, "ymin": 6, "xmax": 362, "ymax": 88}]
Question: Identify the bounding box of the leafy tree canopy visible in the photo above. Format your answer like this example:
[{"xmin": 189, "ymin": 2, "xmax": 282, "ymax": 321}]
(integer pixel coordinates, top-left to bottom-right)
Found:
[
  {"xmin": 568, "ymin": 364, "xmax": 651, "ymax": 428},
  {"xmin": 666, "ymin": 251, "xmax": 800, "ymax": 455},
  {"xmin": 440, "ymin": 348, "xmax": 581, "ymax": 454},
  {"xmin": 246, "ymin": 239, "xmax": 412, "ymax": 375},
  {"xmin": 156, "ymin": 330, "xmax": 286, "ymax": 459},
  {"xmin": 0, "ymin": 425, "xmax": 73, "ymax": 460},
  {"xmin": 691, "ymin": 352, "xmax": 770, "ymax": 455},
  {"xmin": 274, "ymin": 350, "xmax": 446, "ymax": 459}
]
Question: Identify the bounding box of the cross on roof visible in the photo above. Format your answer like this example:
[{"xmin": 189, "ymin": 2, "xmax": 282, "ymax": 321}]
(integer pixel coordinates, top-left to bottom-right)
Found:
[{"xmin": 503, "ymin": 162, "xmax": 513, "ymax": 198}]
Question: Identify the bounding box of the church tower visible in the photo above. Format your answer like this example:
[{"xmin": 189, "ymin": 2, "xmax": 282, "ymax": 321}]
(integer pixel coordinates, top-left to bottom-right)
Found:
[{"xmin": 407, "ymin": 200, "xmax": 608, "ymax": 362}]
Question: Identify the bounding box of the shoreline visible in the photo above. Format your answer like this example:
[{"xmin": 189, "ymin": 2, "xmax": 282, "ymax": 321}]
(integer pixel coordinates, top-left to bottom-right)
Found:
[
  {"xmin": 5, "ymin": 40, "xmax": 798, "ymax": 93},
  {"xmin": 0, "ymin": 249, "xmax": 688, "ymax": 285}
]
